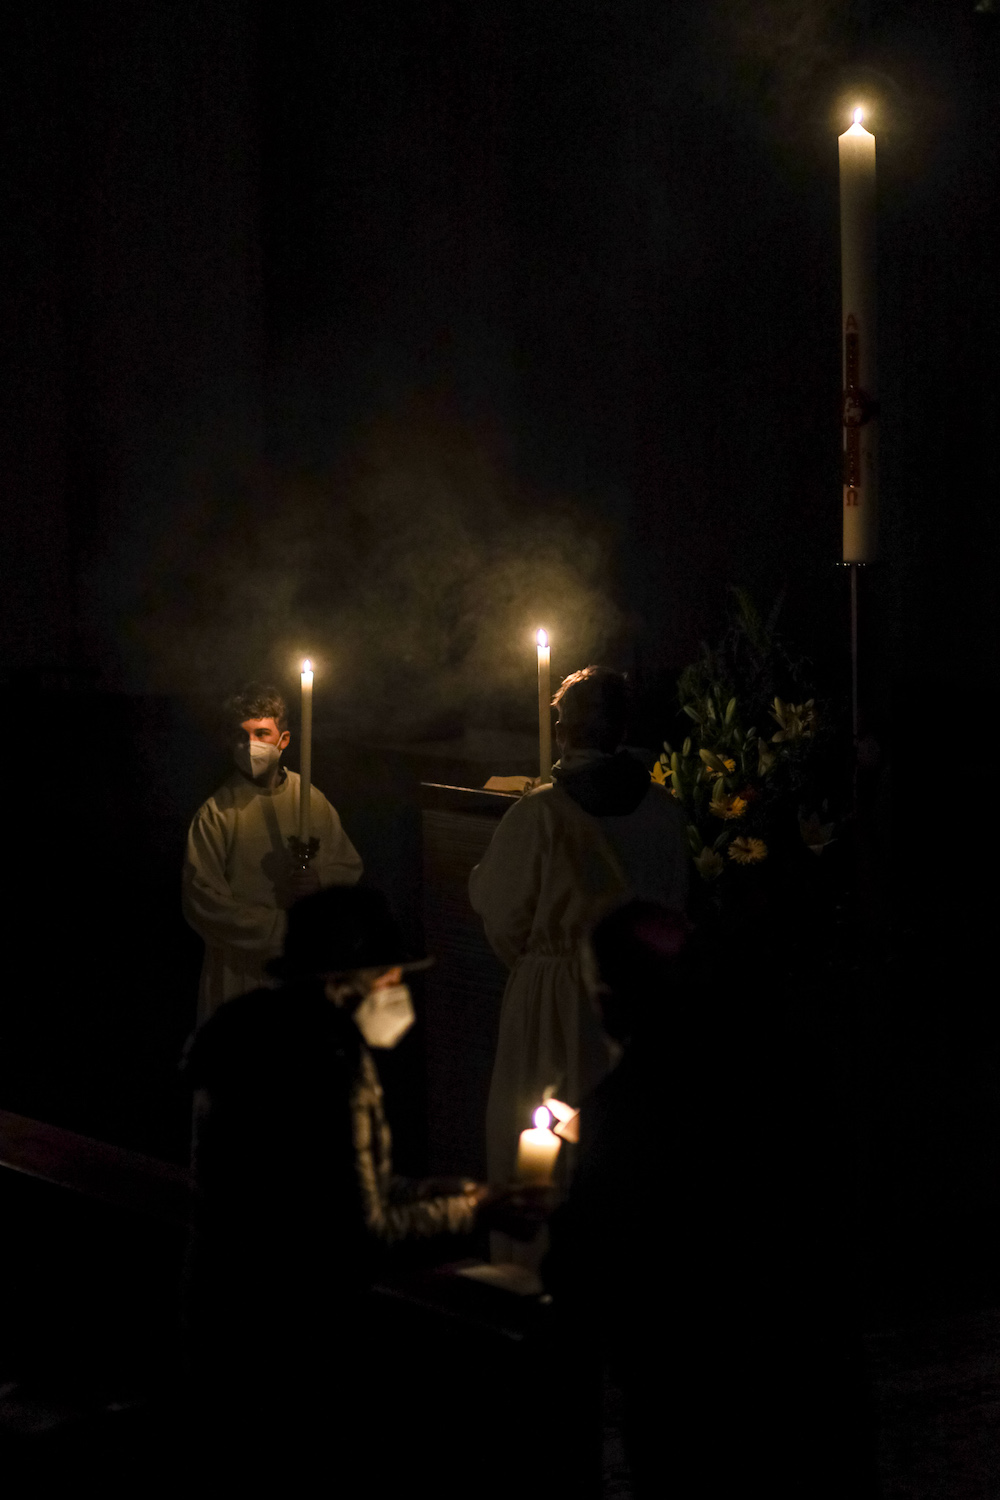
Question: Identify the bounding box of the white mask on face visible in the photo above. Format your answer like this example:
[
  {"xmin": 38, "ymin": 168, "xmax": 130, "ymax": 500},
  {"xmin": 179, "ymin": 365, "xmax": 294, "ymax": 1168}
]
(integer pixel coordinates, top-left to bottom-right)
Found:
[
  {"xmin": 353, "ymin": 984, "xmax": 415, "ymax": 1050},
  {"xmin": 233, "ymin": 739, "xmax": 282, "ymax": 779}
]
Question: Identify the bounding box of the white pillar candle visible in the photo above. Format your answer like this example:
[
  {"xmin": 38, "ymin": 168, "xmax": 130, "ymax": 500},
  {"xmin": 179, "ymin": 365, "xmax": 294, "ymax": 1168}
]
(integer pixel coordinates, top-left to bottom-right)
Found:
[
  {"xmin": 536, "ymin": 629, "xmax": 552, "ymax": 784},
  {"xmin": 299, "ymin": 658, "xmax": 313, "ymax": 843},
  {"xmin": 516, "ymin": 1106, "xmax": 561, "ymax": 1185},
  {"xmin": 839, "ymin": 107, "xmax": 878, "ymax": 563}
]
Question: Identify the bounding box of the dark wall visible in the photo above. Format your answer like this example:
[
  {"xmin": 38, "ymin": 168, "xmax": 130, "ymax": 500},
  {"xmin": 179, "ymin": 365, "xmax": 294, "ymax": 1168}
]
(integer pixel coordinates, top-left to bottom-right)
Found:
[
  {"xmin": 4, "ymin": 2, "xmax": 996, "ymax": 718},
  {"xmin": 0, "ymin": 1, "xmax": 262, "ymax": 689}
]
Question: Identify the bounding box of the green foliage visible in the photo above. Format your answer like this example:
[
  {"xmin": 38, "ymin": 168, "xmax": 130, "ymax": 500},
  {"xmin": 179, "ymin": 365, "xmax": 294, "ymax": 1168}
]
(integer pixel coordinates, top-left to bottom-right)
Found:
[{"xmin": 652, "ymin": 590, "xmax": 842, "ymax": 901}]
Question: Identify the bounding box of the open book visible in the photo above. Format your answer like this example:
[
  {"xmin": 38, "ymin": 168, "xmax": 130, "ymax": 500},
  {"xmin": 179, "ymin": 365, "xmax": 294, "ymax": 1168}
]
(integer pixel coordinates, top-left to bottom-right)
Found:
[{"xmin": 482, "ymin": 775, "xmax": 539, "ymax": 795}]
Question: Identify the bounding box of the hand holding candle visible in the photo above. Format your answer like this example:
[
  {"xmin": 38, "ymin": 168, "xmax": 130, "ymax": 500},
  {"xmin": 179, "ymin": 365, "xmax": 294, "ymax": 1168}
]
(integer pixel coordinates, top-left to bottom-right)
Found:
[
  {"xmin": 543, "ymin": 1096, "xmax": 580, "ymax": 1143},
  {"xmin": 536, "ymin": 629, "xmax": 552, "ymax": 784},
  {"xmin": 299, "ymin": 658, "xmax": 313, "ymax": 844},
  {"xmin": 516, "ymin": 1106, "xmax": 561, "ymax": 1185}
]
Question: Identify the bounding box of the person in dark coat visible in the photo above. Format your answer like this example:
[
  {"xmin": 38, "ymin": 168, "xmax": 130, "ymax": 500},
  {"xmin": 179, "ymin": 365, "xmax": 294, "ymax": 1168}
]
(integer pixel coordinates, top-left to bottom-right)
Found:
[
  {"xmin": 544, "ymin": 899, "xmax": 880, "ymax": 1499},
  {"xmin": 182, "ymin": 884, "xmax": 544, "ymax": 1476}
]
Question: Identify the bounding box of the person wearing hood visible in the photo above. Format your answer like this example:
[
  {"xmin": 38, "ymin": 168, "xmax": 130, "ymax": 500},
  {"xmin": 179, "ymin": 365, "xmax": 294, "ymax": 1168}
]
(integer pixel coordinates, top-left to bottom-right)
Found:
[
  {"xmin": 183, "ymin": 683, "xmax": 363, "ymax": 1023},
  {"xmin": 469, "ymin": 667, "xmax": 688, "ymax": 1195}
]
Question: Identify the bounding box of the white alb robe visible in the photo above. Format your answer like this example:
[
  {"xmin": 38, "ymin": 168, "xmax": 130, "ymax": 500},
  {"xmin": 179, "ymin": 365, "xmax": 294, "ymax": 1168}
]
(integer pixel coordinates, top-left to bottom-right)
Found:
[
  {"xmin": 469, "ymin": 778, "xmax": 688, "ymax": 1188},
  {"xmin": 183, "ymin": 769, "xmax": 363, "ymax": 1022}
]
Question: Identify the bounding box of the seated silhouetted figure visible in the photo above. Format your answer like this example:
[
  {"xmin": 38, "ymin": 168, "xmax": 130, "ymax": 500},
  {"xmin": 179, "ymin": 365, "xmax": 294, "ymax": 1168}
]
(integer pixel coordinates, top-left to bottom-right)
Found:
[{"xmin": 183, "ymin": 885, "xmax": 544, "ymax": 1476}]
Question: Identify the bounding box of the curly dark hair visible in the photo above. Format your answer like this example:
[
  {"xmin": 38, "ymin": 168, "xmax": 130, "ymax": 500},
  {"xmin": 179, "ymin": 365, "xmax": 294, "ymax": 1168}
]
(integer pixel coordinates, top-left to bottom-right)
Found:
[
  {"xmin": 552, "ymin": 666, "xmax": 629, "ymax": 752},
  {"xmin": 223, "ymin": 683, "xmax": 289, "ymax": 733}
]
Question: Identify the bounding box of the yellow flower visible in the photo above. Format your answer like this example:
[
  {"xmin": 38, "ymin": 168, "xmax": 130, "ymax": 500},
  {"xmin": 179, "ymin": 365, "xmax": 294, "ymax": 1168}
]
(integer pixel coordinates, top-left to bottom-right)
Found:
[
  {"xmin": 710, "ymin": 793, "xmax": 747, "ymax": 820},
  {"xmin": 728, "ymin": 836, "xmax": 768, "ymax": 865},
  {"xmin": 699, "ymin": 750, "xmax": 737, "ymax": 780},
  {"xmin": 708, "ymin": 758, "xmax": 736, "ymax": 781},
  {"xmin": 799, "ymin": 812, "xmax": 835, "ymax": 854},
  {"xmin": 651, "ymin": 760, "xmax": 671, "ymax": 785},
  {"xmin": 770, "ymin": 697, "xmax": 818, "ymax": 744},
  {"xmin": 693, "ymin": 846, "xmax": 725, "ymax": 880}
]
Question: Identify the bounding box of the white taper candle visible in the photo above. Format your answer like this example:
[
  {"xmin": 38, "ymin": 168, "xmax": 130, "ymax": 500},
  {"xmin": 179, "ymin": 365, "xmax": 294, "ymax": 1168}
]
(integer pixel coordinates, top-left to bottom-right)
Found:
[
  {"xmin": 299, "ymin": 659, "xmax": 313, "ymax": 843},
  {"xmin": 537, "ymin": 629, "xmax": 552, "ymax": 785}
]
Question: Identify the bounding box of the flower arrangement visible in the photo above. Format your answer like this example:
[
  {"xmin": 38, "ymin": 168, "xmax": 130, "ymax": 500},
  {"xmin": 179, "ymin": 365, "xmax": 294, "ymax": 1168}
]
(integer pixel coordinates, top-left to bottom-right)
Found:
[{"xmin": 652, "ymin": 591, "xmax": 843, "ymax": 917}]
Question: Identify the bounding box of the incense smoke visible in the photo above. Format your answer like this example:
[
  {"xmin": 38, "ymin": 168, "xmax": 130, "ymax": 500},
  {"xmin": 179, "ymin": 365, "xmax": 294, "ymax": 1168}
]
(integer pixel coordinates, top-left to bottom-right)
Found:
[{"xmin": 128, "ymin": 397, "xmax": 626, "ymax": 739}]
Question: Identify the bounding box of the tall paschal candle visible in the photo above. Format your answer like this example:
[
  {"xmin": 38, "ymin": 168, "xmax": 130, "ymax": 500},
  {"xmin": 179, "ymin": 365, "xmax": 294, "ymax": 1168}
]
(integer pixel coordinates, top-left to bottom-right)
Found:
[{"xmin": 839, "ymin": 107, "xmax": 878, "ymax": 563}]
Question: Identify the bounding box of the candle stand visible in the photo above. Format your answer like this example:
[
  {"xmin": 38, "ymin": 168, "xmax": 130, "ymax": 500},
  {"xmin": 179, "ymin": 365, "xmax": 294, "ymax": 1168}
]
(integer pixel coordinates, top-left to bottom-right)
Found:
[
  {"xmin": 837, "ymin": 559, "xmax": 865, "ymax": 744},
  {"xmin": 850, "ymin": 562, "xmax": 859, "ymax": 744},
  {"xmin": 838, "ymin": 558, "xmax": 872, "ymax": 819},
  {"xmin": 287, "ymin": 834, "xmax": 320, "ymax": 868}
]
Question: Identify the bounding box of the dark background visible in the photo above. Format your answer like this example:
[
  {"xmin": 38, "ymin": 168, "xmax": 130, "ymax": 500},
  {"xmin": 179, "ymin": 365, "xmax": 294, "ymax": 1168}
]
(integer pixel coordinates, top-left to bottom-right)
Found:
[
  {"xmin": 6, "ymin": 0, "xmax": 997, "ymax": 712},
  {"xmin": 1, "ymin": 1, "xmax": 997, "ymax": 1321}
]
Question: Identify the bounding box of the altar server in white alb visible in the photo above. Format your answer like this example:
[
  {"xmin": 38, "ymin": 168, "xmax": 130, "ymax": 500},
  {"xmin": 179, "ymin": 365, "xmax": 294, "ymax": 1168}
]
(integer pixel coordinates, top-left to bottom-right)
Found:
[
  {"xmin": 183, "ymin": 684, "xmax": 363, "ymax": 1022},
  {"xmin": 470, "ymin": 667, "xmax": 688, "ymax": 1190}
]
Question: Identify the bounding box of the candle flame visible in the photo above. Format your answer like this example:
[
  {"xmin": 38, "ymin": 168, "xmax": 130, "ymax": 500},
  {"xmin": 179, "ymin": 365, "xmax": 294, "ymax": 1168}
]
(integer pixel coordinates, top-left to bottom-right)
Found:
[
  {"xmin": 536, "ymin": 628, "xmax": 549, "ymax": 649},
  {"xmin": 853, "ymin": 107, "xmax": 863, "ymax": 125},
  {"xmin": 533, "ymin": 1106, "xmax": 553, "ymax": 1131},
  {"xmin": 302, "ymin": 658, "xmax": 313, "ymax": 674}
]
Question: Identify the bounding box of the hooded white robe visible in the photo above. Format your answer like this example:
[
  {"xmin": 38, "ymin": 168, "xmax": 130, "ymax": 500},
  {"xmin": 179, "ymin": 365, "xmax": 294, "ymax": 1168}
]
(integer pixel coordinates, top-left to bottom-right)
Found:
[
  {"xmin": 183, "ymin": 769, "xmax": 363, "ymax": 1022},
  {"xmin": 469, "ymin": 774, "xmax": 688, "ymax": 1189}
]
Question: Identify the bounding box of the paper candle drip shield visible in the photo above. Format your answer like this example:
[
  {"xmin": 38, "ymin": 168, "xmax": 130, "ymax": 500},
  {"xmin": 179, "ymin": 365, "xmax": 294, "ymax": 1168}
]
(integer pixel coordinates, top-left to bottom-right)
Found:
[{"xmin": 516, "ymin": 1106, "xmax": 562, "ymax": 1184}]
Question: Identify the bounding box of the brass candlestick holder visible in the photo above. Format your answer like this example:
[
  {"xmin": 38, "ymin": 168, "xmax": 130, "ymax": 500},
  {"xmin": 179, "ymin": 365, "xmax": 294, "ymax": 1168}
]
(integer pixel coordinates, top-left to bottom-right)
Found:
[{"xmin": 287, "ymin": 834, "xmax": 320, "ymax": 868}]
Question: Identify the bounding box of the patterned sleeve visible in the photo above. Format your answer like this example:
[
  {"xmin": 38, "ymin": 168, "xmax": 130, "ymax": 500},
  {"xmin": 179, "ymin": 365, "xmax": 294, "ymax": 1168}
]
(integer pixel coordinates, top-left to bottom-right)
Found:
[{"xmin": 350, "ymin": 1051, "xmax": 477, "ymax": 1244}]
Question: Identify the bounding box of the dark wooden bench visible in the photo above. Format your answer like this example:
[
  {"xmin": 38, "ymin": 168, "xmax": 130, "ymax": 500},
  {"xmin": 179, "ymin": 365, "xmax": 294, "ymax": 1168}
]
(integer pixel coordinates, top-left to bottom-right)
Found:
[{"xmin": 0, "ymin": 1109, "xmax": 192, "ymax": 1229}]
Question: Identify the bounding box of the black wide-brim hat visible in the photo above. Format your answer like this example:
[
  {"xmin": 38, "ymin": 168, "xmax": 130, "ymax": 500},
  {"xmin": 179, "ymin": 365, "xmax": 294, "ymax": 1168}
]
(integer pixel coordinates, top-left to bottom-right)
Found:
[{"xmin": 266, "ymin": 885, "xmax": 433, "ymax": 980}]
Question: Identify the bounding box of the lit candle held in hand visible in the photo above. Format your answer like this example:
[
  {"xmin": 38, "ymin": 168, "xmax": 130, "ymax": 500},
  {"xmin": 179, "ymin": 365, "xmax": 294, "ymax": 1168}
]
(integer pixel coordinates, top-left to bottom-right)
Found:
[
  {"xmin": 516, "ymin": 1106, "xmax": 561, "ymax": 1185},
  {"xmin": 299, "ymin": 659, "xmax": 313, "ymax": 843},
  {"xmin": 839, "ymin": 106, "xmax": 878, "ymax": 563},
  {"xmin": 536, "ymin": 629, "xmax": 552, "ymax": 784}
]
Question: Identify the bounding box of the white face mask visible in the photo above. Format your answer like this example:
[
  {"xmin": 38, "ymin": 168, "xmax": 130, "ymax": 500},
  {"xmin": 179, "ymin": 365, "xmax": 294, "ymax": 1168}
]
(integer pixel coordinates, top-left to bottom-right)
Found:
[
  {"xmin": 353, "ymin": 984, "xmax": 415, "ymax": 1050},
  {"xmin": 234, "ymin": 739, "xmax": 282, "ymax": 779}
]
